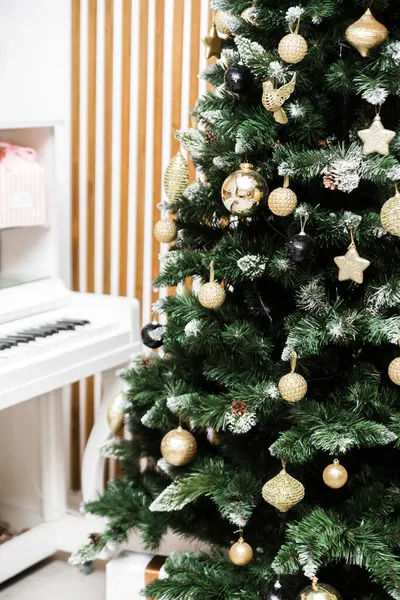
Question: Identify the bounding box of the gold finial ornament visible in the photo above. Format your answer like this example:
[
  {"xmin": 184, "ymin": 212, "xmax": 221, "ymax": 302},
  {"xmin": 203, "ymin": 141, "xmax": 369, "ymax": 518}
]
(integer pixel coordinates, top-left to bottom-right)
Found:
[
  {"xmin": 358, "ymin": 115, "xmax": 396, "ymax": 156},
  {"xmin": 262, "ymin": 73, "xmax": 297, "ymax": 125},
  {"xmin": 164, "ymin": 151, "xmax": 189, "ymax": 203},
  {"xmin": 381, "ymin": 184, "xmax": 400, "ymax": 237},
  {"xmin": 198, "ymin": 261, "xmax": 226, "ymax": 309},
  {"xmin": 268, "ymin": 176, "xmax": 298, "ymax": 217},
  {"xmin": 161, "ymin": 426, "xmax": 197, "ymax": 466},
  {"xmin": 322, "ymin": 459, "xmax": 348, "ymax": 489},
  {"xmin": 296, "ymin": 577, "xmax": 342, "ymax": 600},
  {"xmin": 278, "ymin": 18, "xmax": 308, "ymax": 64},
  {"xmin": 278, "ymin": 350, "xmax": 307, "ymax": 403},
  {"xmin": 214, "ymin": 10, "xmax": 235, "ymax": 38},
  {"xmin": 221, "ymin": 163, "xmax": 268, "ymax": 216},
  {"xmin": 345, "ymin": 9, "xmax": 388, "ymax": 58},
  {"xmin": 107, "ymin": 392, "xmax": 125, "ymax": 435},
  {"xmin": 154, "ymin": 219, "xmax": 178, "ymax": 243},
  {"xmin": 334, "ymin": 229, "xmax": 370, "ymax": 285},
  {"xmin": 262, "ymin": 459, "xmax": 305, "ymax": 512},
  {"xmin": 202, "ymin": 20, "xmax": 223, "ymax": 59},
  {"xmin": 228, "ymin": 537, "xmax": 253, "ymax": 566}
]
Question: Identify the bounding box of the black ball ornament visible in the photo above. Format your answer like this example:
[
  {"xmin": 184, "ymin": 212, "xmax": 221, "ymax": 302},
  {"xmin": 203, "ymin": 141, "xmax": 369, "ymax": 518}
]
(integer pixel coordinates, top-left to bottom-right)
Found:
[
  {"xmin": 141, "ymin": 322, "xmax": 165, "ymax": 349},
  {"xmin": 289, "ymin": 232, "xmax": 315, "ymax": 263},
  {"xmin": 225, "ymin": 63, "xmax": 252, "ymax": 93},
  {"xmin": 261, "ymin": 580, "xmax": 293, "ymax": 600}
]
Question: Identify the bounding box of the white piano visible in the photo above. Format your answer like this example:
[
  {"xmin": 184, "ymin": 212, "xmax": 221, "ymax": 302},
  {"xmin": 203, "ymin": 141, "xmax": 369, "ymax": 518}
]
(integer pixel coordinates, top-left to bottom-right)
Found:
[{"xmin": 0, "ymin": 122, "xmax": 141, "ymax": 582}]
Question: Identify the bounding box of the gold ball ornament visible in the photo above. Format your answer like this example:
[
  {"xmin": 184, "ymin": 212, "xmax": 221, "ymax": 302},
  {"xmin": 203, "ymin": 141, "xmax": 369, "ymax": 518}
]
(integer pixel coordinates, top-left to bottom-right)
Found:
[
  {"xmin": 214, "ymin": 10, "xmax": 235, "ymax": 38},
  {"xmin": 278, "ymin": 21, "xmax": 308, "ymax": 64},
  {"xmin": 323, "ymin": 459, "xmax": 348, "ymax": 489},
  {"xmin": 278, "ymin": 350, "xmax": 307, "ymax": 403},
  {"xmin": 228, "ymin": 537, "xmax": 253, "ymax": 566},
  {"xmin": 262, "ymin": 460, "xmax": 305, "ymax": 512},
  {"xmin": 345, "ymin": 9, "xmax": 388, "ymax": 58},
  {"xmin": 198, "ymin": 261, "xmax": 226, "ymax": 309},
  {"xmin": 381, "ymin": 185, "xmax": 400, "ymax": 237},
  {"xmin": 268, "ymin": 176, "xmax": 298, "ymax": 217},
  {"xmin": 163, "ymin": 151, "xmax": 189, "ymax": 203},
  {"xmin": 388, "ymin": 357, "xmax": 400, "ymax": 385},
  {"xmin": 296, "ymin": 578, "xmax": 342, "ymax": 600},
  {"xmin": 107, "ymin": 392, "xmax": 126, "ymax": 435},
  {"xmin": 221, "ymin": 163, "xmax": 268, "ymax": 216},
  {"xmin": 160, "ymin": 426, "xmax": 197, "ymax": 466},
  {"xmin": 154, "ymin": 219, "xmax": 178, "ymax": 243}
]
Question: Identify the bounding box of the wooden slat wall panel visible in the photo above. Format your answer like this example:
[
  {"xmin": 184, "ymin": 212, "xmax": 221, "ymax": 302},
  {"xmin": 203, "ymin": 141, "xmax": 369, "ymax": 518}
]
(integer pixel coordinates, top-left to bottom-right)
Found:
[{"xmin": 70, "ymin": 0, "xmax": 212, "ymax": 488}]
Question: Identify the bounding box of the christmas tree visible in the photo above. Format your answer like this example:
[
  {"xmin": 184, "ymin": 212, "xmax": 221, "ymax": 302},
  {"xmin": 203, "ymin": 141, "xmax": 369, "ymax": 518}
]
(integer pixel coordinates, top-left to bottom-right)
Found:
[{"xmin": 71, "ymin": 2, "xmax": 400, "ymax": 598}]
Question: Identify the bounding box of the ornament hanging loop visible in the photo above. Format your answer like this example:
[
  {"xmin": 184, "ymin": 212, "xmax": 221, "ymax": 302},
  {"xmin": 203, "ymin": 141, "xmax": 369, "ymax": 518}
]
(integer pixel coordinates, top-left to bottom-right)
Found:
[
  {"xmin": 312, "ymin": 577, "xmax": 319, "ymax": 591},
  {"xmin": 290, "ymin": 349, "xmax": 298, "ymax": 373},
  {"xmin": 281, "ymin": 458, "xmax": 287, "ymax": 470},
  {"xmin": 290, "ymin": 17, "xmax": 301, "ymax": 35},
  {"xmin": 209, "ymin": 260, "xmax": 215, "ymax": 283},
  {"xmin": 348, "ymin": 226, "xmax": 356, "ymax": 250},
  {"xmin": 283, "ymin": 175, "xmax": 290, "ymax": 189}
]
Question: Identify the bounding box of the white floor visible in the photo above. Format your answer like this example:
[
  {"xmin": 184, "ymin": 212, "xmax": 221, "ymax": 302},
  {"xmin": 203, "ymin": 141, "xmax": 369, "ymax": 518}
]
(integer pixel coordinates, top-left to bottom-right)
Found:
[{"xmin": 0, "ymin": 555, "xmax": 105, "ymax": 600}]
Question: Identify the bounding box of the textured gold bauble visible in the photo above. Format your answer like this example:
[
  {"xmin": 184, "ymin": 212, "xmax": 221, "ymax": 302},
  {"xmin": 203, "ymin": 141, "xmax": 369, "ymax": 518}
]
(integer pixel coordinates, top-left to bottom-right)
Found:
[
  {"xmin": 388, "ymin": 357, "xmax": 400, "ymax": 385},
  {"xmin": 160, "ymin": 426, "xmax": 197, "ymax": 466},
  {"xmin": 323, "ymin": 459, "xmax": 348, "ymax": 489},
  {"xmin": 107, "ymin": 392, "xmax": 125, "ymax": 435},
  {"xmin": 154, "ymin": 219, "xmax": 178, "ymax": 243},
  {"xmin": 198, "ymin": 261, "xmax": 226, "ymax": 309},
  {"xmin": 345, "ymin": 9, "xmax": 388, "ymax": 58},
  {"xmin": 262, "ymin": 461, "xmax": 305, "ymax": 512},
  {"xmin": 221, "ymin": 163, "xmax": 268, "ymax": 216},
  {"xmin": 262, "ymin": 73, "xmax": 296, "ymax": 125},
  {"xmin": 164, "ymin": 151, "xmax": 189, "ymax": 203},
  {"xmin": 381, "ymin": 185, "xmax": 400, "ymax": 237},
  {"xmin": 296, "ymin": 579, "xmax": 342, "ymax": 600},
  {"xmin": 214, "ymin": 10, "xmax": 234, "ymax": 38},
  {"xmin": 278, "ymin": 33, "xmax": 308, "ymax": 64},
  {"xmin": 268, "ymin": 176, "xmax": 297, "ymax": 216},
  {"xmin": 279, "ymin": 373, "xmax": 307, "ymax": 402},
  {"xmin": 228, "ymin": 537, "xmax": 253, "ymax": 566}
]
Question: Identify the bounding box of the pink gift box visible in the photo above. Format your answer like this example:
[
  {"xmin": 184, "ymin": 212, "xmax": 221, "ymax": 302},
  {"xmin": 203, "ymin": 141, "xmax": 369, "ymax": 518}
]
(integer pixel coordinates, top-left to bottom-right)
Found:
[{"xmin": 0, "ymin": 142, "xmax": 48, "ymax": 229}]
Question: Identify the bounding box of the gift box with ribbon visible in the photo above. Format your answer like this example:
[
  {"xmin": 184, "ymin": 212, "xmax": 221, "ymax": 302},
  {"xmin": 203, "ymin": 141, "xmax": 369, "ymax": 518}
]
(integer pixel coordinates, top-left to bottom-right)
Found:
[
  {"xmin": 0, "ymin": 142, "xmax": 48, "ymax": 229},
  {"xmin": 106, "ymin": 551, "xmax": 167, "ymax": 600}
]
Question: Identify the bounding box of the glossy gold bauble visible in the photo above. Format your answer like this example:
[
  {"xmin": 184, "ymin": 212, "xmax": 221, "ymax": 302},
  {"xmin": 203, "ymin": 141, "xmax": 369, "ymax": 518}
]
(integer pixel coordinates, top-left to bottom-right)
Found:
[
  {"xmin": 262, "ymin": 462, "xmax": 305, "ymax": 512},
  {"xmin": 221, "ymin": 163, "xmax": 268, "ymax": 216},
  {"xmin": 388, "ymin": 357, "xmax": 400, "ymax": 385},
  {"xmin": 296, "ymin": 581, "xmax": 342, "ymax": 600},
  {"xmin": 228, "ymin": 537, "xmax": 253, "ymax": 566},
  {"xmin": 107, "ymin": 392, "xmax": 125, "ymax": 435},
  {"xmin": 279, "ymin": 373, "xmax": 307, "ymax": 403},
  {"xmin": 268, "ymin": 177, "xmax": 297, "ymax": 217},
  {"xmin": 323, "ymin": 459, "xmax": 348, "ymax": 489},
  {"xmin": 278, "ymin": 33, "xmax": 308, "ymax": 64},
  {"xmin": 214, "ymin": 10, "xmax": 234, "ymax": 38},
  {"xmin": 381, "ymin": 186, "xmax": 400, "ymax": 237},
  {"xmin": 345, "ymin": 9, "xmax": 388, "ymax": 58},
  {"xmin": 160, "ymin": 426, "xmax": 197, "ymax": 466},
  {"xmin": 164, "ymin": 151, "xmax": 189, "ymax": 203},
  {"xmin": 154, "ymin": 219, "xmax": 178, "ymax": 243}
]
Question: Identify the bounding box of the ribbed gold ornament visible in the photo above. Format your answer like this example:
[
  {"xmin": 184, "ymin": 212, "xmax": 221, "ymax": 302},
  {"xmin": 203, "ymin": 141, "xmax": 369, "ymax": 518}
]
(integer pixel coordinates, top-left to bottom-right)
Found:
[
  {"xmin": 228, "ymin": 537, "xmax": 253, "ymax": 566},
  {"xmin": 389, "ymin": 356, "xmax": 400, "ymax": 385},
  {"xmin": 345, "ymin": 9, "xmax": 388, "ymax": 58},
  {"xmin": 262, "ymin": 460, "xmax": 305, "ymax": 512},
  {"xmin": 107, "ymin": 392, "xmax": 125, "ymax": 435},
  {"xmin": 268, "ymin": 176, "xmax": 298, "ymax": 216},
  {"xmin": 154, "ymin": 219, "xmax": 178, "ymax": 243},
  {"xmin": 214, "ymin": 9, "xmax": 234, "ymax": 37},
  {"xmin": 160, "ymin": 426, "xmax": 197, "ymax": 466},
  {"xmin": 296, "ymin": 578, "xmax": 342, "ymax": 600},
  {"xmin": 322, "ymin": 459, "xmax": 348, "ymax": 489},
  {"xmin": 221, "ymin": 163, "xmax": 267, "ymax": 216},
  {"xmin": 278, "ymin": 350, "xmax": 307, "ymax": 403},
  {"xmin": 198, "ymin": 261, "xmax": 226, "ymax": 309},
  {"xmin": 163, "ymin": 151, "xmax": 189, "ymax": 203},
  {"xmin": 381, "ymin": 185, "xmax": 400, "ymax": 237}
]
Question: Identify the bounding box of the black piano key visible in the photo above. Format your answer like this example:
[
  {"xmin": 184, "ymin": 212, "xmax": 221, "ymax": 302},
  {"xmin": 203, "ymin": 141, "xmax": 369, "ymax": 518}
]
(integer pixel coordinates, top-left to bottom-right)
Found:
[
  {"xmin": 52, "ymin": 322, "xmax": 76, "ymax": 331},
  {"xmin": 5, "ymin": 335, "xmax": 33, "ymax": 343},
  {"xmin": 0, "ymin": 339, "xmax": 17, "ymax": 348},
  {"xmin": 57, "ymin": 319, "xmax": 90, "ymax": 326},
  {"xmin": 22, "ymin": 328, "xmax": 52, "ymax": 338},
  {"xmin": 38, "ymin": 325, "xmax": 60, "ymax": 335}
]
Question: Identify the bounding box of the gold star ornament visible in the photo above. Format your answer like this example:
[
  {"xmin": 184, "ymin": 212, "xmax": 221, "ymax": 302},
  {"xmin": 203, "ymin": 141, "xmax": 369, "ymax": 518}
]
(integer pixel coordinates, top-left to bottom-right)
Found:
[
  {"xmin": 202, "ymin": 22, "xmax": 223, "ymax": 59},
  {"xmin": 358, "ymin": 115, "xmax": 396, "ymax": 156},
  {"xmin": 334, "ymin": 234, "xmax": 370, "ymax": 285}
]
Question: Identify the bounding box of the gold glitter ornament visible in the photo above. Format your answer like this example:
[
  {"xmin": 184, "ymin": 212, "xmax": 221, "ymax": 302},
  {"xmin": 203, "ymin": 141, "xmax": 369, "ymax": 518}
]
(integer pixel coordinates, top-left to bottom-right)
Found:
[
  {"xmin": 278, "ymin": 19, "xmax": 308, "ymax": 64},
  {"xmin": 163, "ymin": 151, "xmax": 189, "ymax": 203},
  {"xmin": 262, "ymin": 459, "xmax": 305, "ymax": 512},
  {"xmin": 107, "ymin": 392, "xmax": 125, "ymax": 435},
  {"xmin": 228, "ymin": 537, "xmax": 253, "ymax": 566},
  {"xmin": 323, "ymin": 459, "xmax": 348, "ymax": 489},
  {"xmin": 358, "ymin": 115, "xmax": 396, "ymax": 156},
  {"xmin": 154, "ymin": 219, "xmax": 178, "ymax": 243},
  {"xmin": 381, "ymin": 184, "xmax": 400, "ymax": 237},
  {"xmin": 268, "ymin": 176, "xmax": 298, "ymax": 217},
  {"xmin": 389, "ymin": 354, "xmax": 400, "ymax": 385},
  {"xmin": 221, "ymin": 162, "xmax": 268, "ymax": 216},
  {"xmin": 161, "ymin": 426, "xmax": 197, "ymax": 466},
  {"xmin": 262, "ymin": 73, "xmax": 296, "ymax": 125},
  {"xmin": 278, "ymin": 350, "xmax": 307, "ymax": 403},
  {"xmin": 202, "ymin": 20, "xmax": 223, "ymax": 59},
  {"xmin": 198, "ymin": 261, "xmax": 226, "ymax": 309},
  {"xmin": 334, "ymin": 230, "xmax": 370, "ymax": 285},
  {"xmin": 214, "ymin": 10, "xmax": 235, "ymax": 38},
  {"xmin": 296, "ymin": 578, "xmax": 342, "ymax": 600},
  {"xmin": 345, "ymin": 9, "xmax": 388, "ymax": 58}
]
